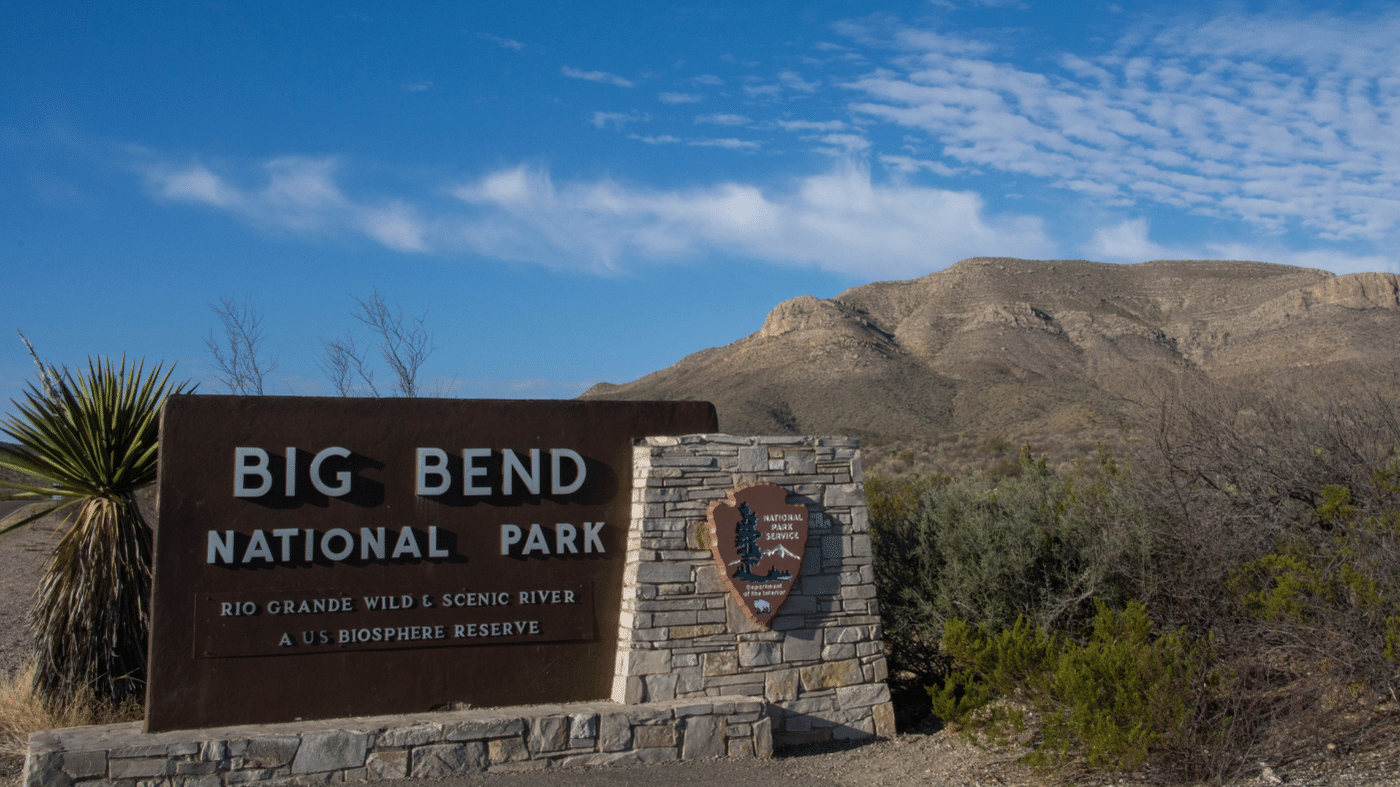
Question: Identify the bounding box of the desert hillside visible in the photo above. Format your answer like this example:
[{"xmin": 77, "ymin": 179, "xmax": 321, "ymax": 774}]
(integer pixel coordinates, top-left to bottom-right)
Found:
[{"xmin": 582, "ymin": 257, "xmax": 1400, "ymax": 473}]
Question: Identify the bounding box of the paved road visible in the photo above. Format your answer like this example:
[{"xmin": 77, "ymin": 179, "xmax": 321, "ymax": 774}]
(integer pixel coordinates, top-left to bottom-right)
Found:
[{"xmin": 0, "ymin": 501, "xmax": 31, "ymax": 522}]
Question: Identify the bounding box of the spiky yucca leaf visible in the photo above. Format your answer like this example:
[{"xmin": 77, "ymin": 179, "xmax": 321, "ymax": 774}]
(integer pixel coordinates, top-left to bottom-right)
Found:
[{"xmin": 0, "ymin": 357, "xmax": 187, "ymax": 707}]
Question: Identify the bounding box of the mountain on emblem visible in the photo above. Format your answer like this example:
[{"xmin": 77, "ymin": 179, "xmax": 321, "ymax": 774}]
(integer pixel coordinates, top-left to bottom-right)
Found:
[{"xmin": 706, "ymin": 484, "xmax": 809, "ymax": 626}]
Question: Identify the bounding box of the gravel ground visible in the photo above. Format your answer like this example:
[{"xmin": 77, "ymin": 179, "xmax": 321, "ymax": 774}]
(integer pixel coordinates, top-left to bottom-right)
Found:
[{"xmin": 0, "ymin": 501, "xmax": 1395, "ymax": 787}]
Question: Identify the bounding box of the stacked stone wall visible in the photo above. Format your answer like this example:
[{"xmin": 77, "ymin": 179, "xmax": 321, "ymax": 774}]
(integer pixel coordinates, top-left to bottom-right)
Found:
[
  {"xmin": 26, "ymin": 698, "xmax": 771, "ymax": 786},
  {"xmin": 614, "ymin": 434, "xmax": 895, "ymax": 745},
  {"xmin": 26, "ymin": 432, "xmax": 893, "ymax": 785}
]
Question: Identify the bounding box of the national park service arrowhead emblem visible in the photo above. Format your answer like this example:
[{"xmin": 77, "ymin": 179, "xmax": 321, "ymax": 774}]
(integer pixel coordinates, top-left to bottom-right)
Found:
[{"xmin": 707, "ymin": 484, "xmax": 808, "ymax": 626}]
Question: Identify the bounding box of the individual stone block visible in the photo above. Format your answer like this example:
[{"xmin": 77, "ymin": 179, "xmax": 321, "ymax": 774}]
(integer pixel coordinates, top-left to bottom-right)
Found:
[
  {"xmin": 783, "ymin": 451, "xmax": 816, "ymax": 474},
  {"xmin": 800, "ymin": 659, "xmax": 864, "ymax": 691},
  {"xmin": 675, "ymin": 666, "xmax": 705, "ymax": 695},
  {"xmin": 737, "ymin": 447, "xmax": 766, "ymax": 472},
  {"xmin": 168, "ymin": 742, "xmax": 200, "ymax": 757},
  {"xmin": 365, "ymin": 750, "xmax": 408, "ymax": 780},
  {"xmin": 632, "ymin": 723, "xmax": 676, "ymax": 749},
  {"xmin": 107, "ymin": 758, "xmax": 170, "ymax": 779},
  {"xmin": 702, "ymin": 650, "xmax": 739, "ymax": 676},
  {"xmin": 528, "ymin": 716, "xmax": 569, "ymax": 754},
  {"xmin": 738, "ymin": 640, "xmax": 780, "ymax": 667},
  {"xmin": 569, "ymin": 713, "xmax": 599, "ymax": 746},
  {"xmin": 644, "ymin": 671, "xmax": 679, "ymax": 701},
  {"xmin": 782, "ymin": 629, "xmax": 820, "ymax": 661},
  {"xmin": 376, "ymin": 723, "xmax": 442, "ymax": 748},
  {"xmin": 681, "ymin": 716, "xmax": 725, "ymax": 760},
  {"xmin": 619, "ymin": 648, "xmax": 672, "ymax": 675},
  {"xmin": 837, "ymin": 682, "xmax": 891, "ymax": 709},
  {"xmin": 410, "ymin": 742, "xmax": 486, "ymax": 778},
  {"xmin": 598, "ymin": 713, "xmax": 631, "ymax": 752},
  {"xmin": 755, "ymin": 717, "xmax": 774, "ymax": 758},
  {"xmin": 488, "ymin": 736, "xmax": 529, "ymax": 763},
  {"xmin": 824, "ymin": 483, "xmax": 864, "ymax": 507},
  {"xmin": 799, "ymin": 574, "xmax": 840, "ymax": 597},
  {"xmin": 59, "ymin": 750, "xmax": 106, "ymax": 779},
  {"xmin": 872, "ymin": 701, "xmax": 897, "ymax": 738},
  {"xmin": 764, "ymin": 668, "xmax": 798, "ymax": 702},
  {"xmin": 636, "ymin": 563, "xmax": 694, "ymax": 584},
  {"xmin": 669, "ymin": 624, "xmax": 725, "ymax": 639},
  {"xmin": 290, "ymin": 731, "xmax": 368, "ymax": 774},
  {"xmin": 822, "ymin": 643, "xmax": 856, "ymax": 661}
]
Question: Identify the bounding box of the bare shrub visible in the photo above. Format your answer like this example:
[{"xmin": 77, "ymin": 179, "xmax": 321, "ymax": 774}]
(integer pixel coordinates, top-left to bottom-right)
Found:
[
  {"xmin": 1131, "ymin": 377, "xmax": 1400, "ymax": 762},
  {"xmin": 320, "ymin": 289, "xmax": 439, "ymax": 397},
  {"xmin": 205, "ymin": 296, "xmax": 275, "ymax": 395}
]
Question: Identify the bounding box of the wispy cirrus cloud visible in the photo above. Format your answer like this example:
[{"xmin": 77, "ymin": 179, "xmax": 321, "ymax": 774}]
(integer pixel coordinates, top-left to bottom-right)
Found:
[
  {"xmin": 592, "ymin": 111, "xmax": 648, "ymax": 130},
  {"xmin": 659, "ymin": 92, "xmax": 702, "ymax": 104},
  {"xmin": 561, "ymin": 66, "xmax": 634, "ymax": 88},
  {"xmin": 477, "ymin": 33, "xmax": 525, "ymax": 51},
  {"xmin": 842, "ymin": 10, "xmax": 1400, "ymax": 243},
  {"xmin": 696, "ymin": 114, "xmax": 751, "ymax": 126}
]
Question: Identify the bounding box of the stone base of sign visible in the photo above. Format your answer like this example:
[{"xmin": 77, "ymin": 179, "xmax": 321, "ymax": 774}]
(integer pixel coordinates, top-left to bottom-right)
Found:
[
  {"xmin": 616, "ymin": 435, "xmax": 895, "ymax": 747},
  {"xmin": 25, "ymin": 696, "xmax": 772, "ymax": 787},
  {"xmin": 25, "ymin": 432, "xmax": 893, "ymax": 787}
]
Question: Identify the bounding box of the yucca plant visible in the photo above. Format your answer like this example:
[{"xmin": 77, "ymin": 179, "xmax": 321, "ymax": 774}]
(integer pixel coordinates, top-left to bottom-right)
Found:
[{"xmin": 0, "ymin": 356, "xmax": 188, "ymax": 708}]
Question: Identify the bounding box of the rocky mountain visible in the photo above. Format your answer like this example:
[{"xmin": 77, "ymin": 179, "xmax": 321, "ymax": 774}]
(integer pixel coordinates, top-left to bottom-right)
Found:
[{"xmin": 582, "ymin": 258, "xmax": 1400, "ymax": 471}]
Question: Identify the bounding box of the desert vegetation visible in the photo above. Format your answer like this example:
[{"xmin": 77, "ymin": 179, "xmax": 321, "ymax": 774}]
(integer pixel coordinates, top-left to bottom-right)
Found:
[
  {"xmin": 0, "ymin": 353, "xmax": 188, "ymax": 711},
  {"xmin": 868, "ymin": 379, "xmax": 1400, "ymax": 781}
]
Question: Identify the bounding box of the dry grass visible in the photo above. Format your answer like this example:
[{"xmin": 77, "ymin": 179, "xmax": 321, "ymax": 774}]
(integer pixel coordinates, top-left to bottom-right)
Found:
[{"xmin": 0, "ymin": 661, "xmax": 141, "ymax": 783}]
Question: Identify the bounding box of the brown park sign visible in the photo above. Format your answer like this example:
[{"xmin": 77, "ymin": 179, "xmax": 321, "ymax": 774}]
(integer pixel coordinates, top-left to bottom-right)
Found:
[
  {"xmin": 707, "ymin": 484, "xmax": 809, "ymax": 626},
  {"xmin": 148, "ymin": 396, "xmax": 716, "ymax": 732}
]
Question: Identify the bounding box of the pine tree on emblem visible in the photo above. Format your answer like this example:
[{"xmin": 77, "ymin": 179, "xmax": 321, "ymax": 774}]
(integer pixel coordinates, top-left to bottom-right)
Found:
[{"xmin": 733, "ymin": 502, "xmax": 762, "ymax": 580}]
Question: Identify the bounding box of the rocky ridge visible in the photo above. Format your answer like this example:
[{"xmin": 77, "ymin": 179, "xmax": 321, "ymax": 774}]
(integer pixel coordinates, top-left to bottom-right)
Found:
[{"xmin": 583, "ymin": 258, "xmax": 1400, "ymax": 453}]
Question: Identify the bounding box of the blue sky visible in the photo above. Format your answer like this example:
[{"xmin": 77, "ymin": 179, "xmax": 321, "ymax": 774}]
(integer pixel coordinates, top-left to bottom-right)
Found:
[{"xmin": 4, "ymin": 1, "xmax": 1399, "ymax": 414}]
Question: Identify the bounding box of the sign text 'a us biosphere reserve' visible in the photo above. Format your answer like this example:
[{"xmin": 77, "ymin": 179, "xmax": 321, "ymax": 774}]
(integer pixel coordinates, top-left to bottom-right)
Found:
[{"xmin": 147, "ymin": 396, "xmax": 716, "ymax": 732}]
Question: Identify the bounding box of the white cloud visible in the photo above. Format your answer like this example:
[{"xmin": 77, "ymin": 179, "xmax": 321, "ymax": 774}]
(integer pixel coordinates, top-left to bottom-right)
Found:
[
  {"xmin": 140, "ymin": 156, "xmax": 430, "ymax": 253},
  {"xmin": 842, "ymin": 10, "xmax": 1400, "ymax": 243},
  {"xmin": 1085, "ymin": 218, "xmax": 1186, "ymax": 263},
  {"xmin": 743, "ymin": 84, "xmax": 782, "ymax": 97},
  {"xmin": 879, "ymin": 154, "xmax": 961, "ymax": 177},
  {"xmin": 448, "ymin": 162, "xmax": 1050, "ymax": 276},
  {"xmin": 1203, "ymin": 243, "xmax": 1398, "ymax": 276},
  {"xmin": 696, "ymin": 114, "xmax": 751, "ymax": 126},
  {"xmin": 812, "ymin": 134, "xmax": 870, "ymax": 155},
  {"xmin": 148, "ymin": 162, "xmax": 241, "ymax": 207},
  {"xmin": 400, "ymin": 81, "xmax": 433, "ymax": 93},
  {"xmin": 139, "ymin": 153, "xmax": 1050, "ymax": 277},
  {"xmin": 561, "ymin": 66, "xmax": 634, "ymax": 88},
  {"xmin": 688, "ymin": 138, "xmax": 761, "ymax": 152},
  {"xmin": 773, "ymin": 119, "xmax": 848, "ymax": 132},
  {"xmin": 1083, "ymin": 218, "xmax": 1399, "ymax": 274},
  {"xmin": 478, "ymin": 33, "xmax": 525, "ymax": 51},
  {"xmin": 659, "ymin": 92, "xmax": 702, "ymax": 104},
  {"xmin": 779, "ymin": 71, "xmax": 819, "ymax": 92},
  {"xmin": 692, "ymin": 74, "xmax": 725, "ymax": 86},
  {"xmin": 628, "ymin": 134, "xmax": 682, "ymax": 145},
  {"xmin": 592, "ymin": 111, "xmax": 648, "ymax": 130}
]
